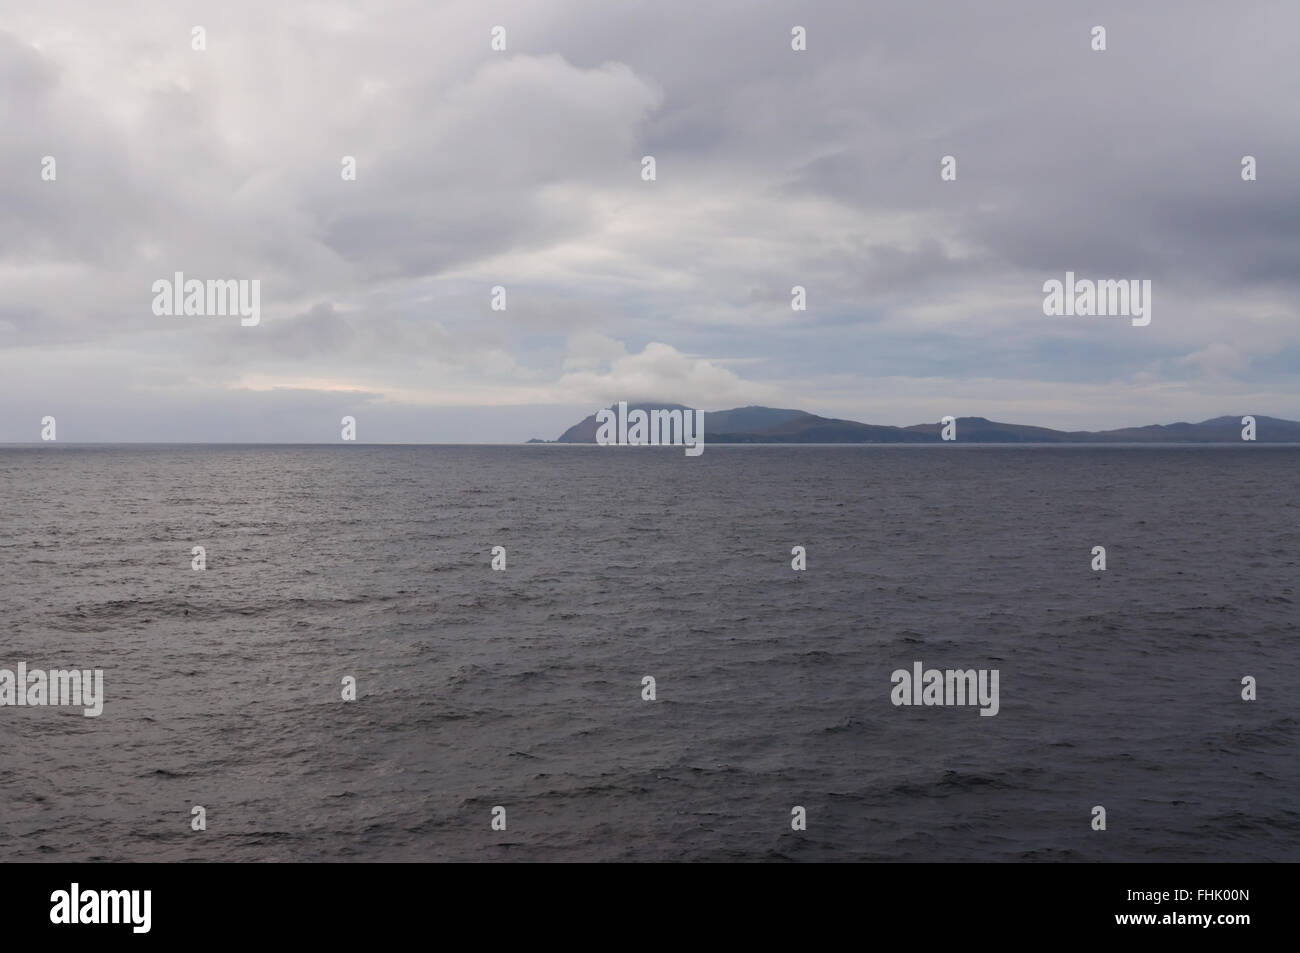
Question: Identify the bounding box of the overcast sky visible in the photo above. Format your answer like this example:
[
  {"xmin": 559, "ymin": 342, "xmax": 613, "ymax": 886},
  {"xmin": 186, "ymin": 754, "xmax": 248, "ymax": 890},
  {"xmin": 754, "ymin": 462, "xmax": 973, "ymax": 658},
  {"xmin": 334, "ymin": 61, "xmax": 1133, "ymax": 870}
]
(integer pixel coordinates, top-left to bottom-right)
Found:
[{"xmin": 2, "ymin": 0, "xmax": 1297, "ymax": 442}]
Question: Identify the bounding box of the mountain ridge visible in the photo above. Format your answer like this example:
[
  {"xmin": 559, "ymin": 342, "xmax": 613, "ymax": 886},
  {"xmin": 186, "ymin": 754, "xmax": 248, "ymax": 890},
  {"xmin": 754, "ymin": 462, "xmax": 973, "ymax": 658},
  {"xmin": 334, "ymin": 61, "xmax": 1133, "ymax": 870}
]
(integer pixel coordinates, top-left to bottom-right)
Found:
[{"xmin": 540, "ymin": 406, "xmax": 1300, "ymax": 443}]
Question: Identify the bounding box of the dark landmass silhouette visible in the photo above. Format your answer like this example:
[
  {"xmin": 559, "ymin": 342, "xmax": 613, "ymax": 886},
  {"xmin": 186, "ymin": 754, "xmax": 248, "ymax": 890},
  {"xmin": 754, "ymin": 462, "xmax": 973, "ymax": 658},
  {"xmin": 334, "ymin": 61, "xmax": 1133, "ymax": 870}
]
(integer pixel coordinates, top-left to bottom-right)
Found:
[{"xmin": 538, "ymin": 405, "xmax": 1300, "ymax": 443}]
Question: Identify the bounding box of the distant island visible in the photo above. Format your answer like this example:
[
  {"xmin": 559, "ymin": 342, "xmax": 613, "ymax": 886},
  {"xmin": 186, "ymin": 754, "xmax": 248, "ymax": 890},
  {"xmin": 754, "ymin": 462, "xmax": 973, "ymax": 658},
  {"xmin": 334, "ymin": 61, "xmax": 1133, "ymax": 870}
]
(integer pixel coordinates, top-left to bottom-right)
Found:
[{"xmin": 534, "ymin": 406, "xmax": 1300, "ymax": 444}]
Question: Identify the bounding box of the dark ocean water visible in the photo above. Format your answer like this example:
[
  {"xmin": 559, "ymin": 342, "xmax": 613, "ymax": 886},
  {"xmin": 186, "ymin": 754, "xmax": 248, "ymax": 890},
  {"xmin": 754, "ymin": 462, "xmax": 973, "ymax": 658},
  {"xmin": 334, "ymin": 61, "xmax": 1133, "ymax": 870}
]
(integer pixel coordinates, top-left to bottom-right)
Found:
[{"xmin": 0, "ymin": 444, "xmax": 1296, "ymax": 862}]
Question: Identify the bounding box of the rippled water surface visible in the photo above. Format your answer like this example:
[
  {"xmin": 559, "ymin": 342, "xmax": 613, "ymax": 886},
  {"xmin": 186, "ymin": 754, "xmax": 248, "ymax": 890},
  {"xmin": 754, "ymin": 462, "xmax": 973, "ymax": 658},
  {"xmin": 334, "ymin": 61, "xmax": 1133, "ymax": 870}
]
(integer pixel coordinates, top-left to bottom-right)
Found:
[{"xmin": 1, "ymin": 444, "xmax": 1296, "ymax": 861}]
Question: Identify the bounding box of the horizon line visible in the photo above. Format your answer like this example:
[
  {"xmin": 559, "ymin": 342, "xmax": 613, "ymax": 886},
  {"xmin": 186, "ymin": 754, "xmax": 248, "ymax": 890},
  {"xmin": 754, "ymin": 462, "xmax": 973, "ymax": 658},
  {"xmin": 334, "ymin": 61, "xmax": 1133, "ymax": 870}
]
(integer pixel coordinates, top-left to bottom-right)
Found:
[{"xmin": 4, "ymin": 441, "xmax": 1299, "ymax": 448}]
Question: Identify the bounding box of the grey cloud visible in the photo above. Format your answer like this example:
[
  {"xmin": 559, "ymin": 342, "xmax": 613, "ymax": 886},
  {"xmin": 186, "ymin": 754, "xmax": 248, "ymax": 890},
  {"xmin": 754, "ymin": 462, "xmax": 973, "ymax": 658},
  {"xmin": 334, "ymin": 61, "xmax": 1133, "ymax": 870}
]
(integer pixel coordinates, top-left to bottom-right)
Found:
[{"xmin": 1, "ymin": 0, "xmax": 1298, "ymax": 440}]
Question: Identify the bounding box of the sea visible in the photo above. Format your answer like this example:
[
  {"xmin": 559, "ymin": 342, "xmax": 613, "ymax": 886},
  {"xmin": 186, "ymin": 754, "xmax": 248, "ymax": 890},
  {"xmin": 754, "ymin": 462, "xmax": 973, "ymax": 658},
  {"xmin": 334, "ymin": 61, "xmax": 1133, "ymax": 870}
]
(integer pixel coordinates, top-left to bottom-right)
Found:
[{"xmin": 0, "ymin": 444, "xmax": 1296, "ymax": 862}]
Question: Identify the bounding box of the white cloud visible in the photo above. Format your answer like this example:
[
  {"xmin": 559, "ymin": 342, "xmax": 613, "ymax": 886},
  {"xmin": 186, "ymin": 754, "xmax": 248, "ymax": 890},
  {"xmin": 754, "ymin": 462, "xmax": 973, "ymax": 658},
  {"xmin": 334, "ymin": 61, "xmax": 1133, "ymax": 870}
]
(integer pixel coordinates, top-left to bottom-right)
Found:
[{"xmin": 553, "ymin": 337, "xmax": 776, "ymax": 407}]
